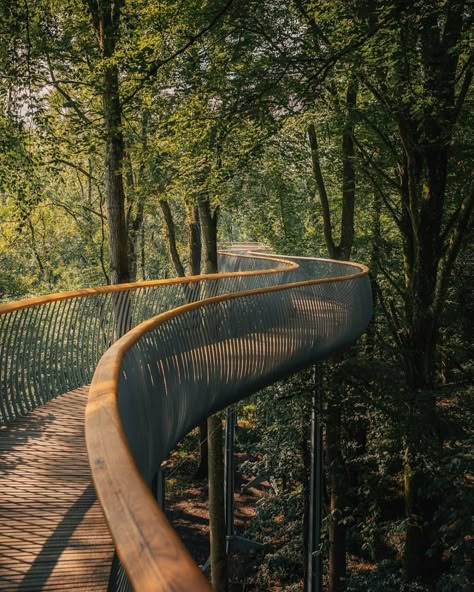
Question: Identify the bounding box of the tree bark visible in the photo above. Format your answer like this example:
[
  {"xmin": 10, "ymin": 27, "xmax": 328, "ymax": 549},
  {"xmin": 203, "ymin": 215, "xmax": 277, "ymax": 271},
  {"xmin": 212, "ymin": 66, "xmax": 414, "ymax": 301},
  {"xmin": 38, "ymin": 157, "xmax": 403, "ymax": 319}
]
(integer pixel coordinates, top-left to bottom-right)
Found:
[
  {"xmin": 159, "ymin": 199, "xmax": 186, "ymax": 278},
  {"xmin": 125, "ymin": 113, "xmax": 149, "ymax": 281},
  {"xmin": 199, "ymin": 198, "xmax": 227, "ymax": 591},
  {"xmin": 339, "ymin": 79, "xmax": 357, "ymax": 260},
  {"xmin": 307, "ymin": 79, "xmax": 358, "ymax": 592},
  {"xmin": 188, "ymin": 206, "xmax": 202, "ymax": 276},
  {"xmin": 85, "ymin": 0, "xmax": 129, "ymax": 285},
  {"xmin": 187, "ymin": 205, "xmax": 209, "ymax": 480},
  {"xmin": 208, "ymin": 414, "xmax": 227, "ymax": 592},
  {"xmin": 326, "ymin": 393, "xmax": 347, "ymax": 592},
  {"xmin": 370, "ymin": 3, "xmax": 471, "ymax": 580},
  {"xmin": 199, "ymin": 196, "xmax": 219, "ymax": 275}
]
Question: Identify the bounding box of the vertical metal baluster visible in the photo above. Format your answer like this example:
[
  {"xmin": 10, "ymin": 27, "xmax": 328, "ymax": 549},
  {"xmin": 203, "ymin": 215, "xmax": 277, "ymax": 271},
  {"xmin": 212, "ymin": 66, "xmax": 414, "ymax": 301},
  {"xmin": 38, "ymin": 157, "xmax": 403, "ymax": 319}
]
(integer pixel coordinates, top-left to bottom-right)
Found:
[
  {"xmin": 103, "ymin": 294, "xmax": 115, "ymax": 350},
  {"xmin": 82, "ymin": 296, "xmax": 98, "ymax": 383},
  {"xmin": 16, "ymin": 307, "xmax": 32, "ymax": 414},
  {"xmin": 22, "ymin": 306, "xmax": 41, "ymax": 409},
  {"xmin": 57, "ymin": 298, "xmax": 75, "ymax": 395},
  {"xmin": 133, "ymin": 287, "xmax": 146, "ymax": 326},
  {"xmin": 10, "ymin": 309, "xmax": 30, "ymax": 416},
  {"xmin": 90, "ymin": 296, "xmax": 104, "ymax": 378},
  {"xmin": 45, "ymin": 300, "xmax": 65, "ymax": 400},
  {"xmin": 0, "ymin": 311, "xmax": 16, "ymax": 422},
  {"xmin": 68, "ymin": 296, "xmax": 85, "ymax": 389},
  {"xmin": 31, "ymin": 303, "xmax": 49, "ymax": 407}
]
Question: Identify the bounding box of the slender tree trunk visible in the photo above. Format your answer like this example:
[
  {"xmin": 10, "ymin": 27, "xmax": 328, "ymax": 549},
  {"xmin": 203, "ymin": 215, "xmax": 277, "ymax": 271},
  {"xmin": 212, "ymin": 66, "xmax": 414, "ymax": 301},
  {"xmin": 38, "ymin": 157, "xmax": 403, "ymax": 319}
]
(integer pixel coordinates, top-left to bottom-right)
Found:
[
  {"xmin": 208, "ymin": 414, "xmax": 227, "ymax": 591},
  {"xmin": 103, "ymin": 60, "xmax": 129, "ymax": 285},
  {"xmin": 188, "ymin": 205, "xmax": 209, "ymax": 480},
  {"xmin": 199, "ymin": 197, "xmax": 219, "ymax": 275},
  {"xmin": 159, "ymin": 199, "xmax": 186, "ymax": 278},
  {"xmin": 326, "ymin": 393, "xmax": 347, "ymax": 592},
  {"xmin": 302, "ymin": 399, "xmax": 311, "ymax": 588},
  {"xmin": 366, "ymin": 189, "xmax": 381, "ymax": 358},
  {"xmin": 159, "ymin": 200, "xmax": 210, "ymax": 481},
  {"xmin": 188, "ymin": 206, "xmax": 202, "ymax": 276},
  {"xmin": 140, "ymin": 222, "xmax": 146, "ymax": 280},
  {"xmin": 85, "ymin": 0, "xmax": 130, "ymax": 340},
  {"xmin": 307, "ymin": 79, "xmax": 358, "ymax": 592},
  {"xmin": 103, "ymin": 65, "xmax": 131, "ymax": 337},
  {"xmin": 199, "ymin": 198, "xmax": 227, "ymax": 592},
  {"xmin": 125, "ymin": 113, "xmax": 148, "ymax": 282}
]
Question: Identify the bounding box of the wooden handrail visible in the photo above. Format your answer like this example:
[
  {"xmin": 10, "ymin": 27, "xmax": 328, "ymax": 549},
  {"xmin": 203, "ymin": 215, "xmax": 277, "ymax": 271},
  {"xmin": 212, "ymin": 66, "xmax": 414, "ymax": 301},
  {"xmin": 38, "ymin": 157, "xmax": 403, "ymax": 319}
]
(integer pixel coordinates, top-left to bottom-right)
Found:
[
  {"xmin": 0, "ymin": 251, "xmax": 301, "ymax": 424},
  {"xmin": 0, "ymin": 252, "xmax": 297, "ymax": 314},
  {"xmin": 86, "ymin": 252, "xmax": 370, "ymax": 591}
]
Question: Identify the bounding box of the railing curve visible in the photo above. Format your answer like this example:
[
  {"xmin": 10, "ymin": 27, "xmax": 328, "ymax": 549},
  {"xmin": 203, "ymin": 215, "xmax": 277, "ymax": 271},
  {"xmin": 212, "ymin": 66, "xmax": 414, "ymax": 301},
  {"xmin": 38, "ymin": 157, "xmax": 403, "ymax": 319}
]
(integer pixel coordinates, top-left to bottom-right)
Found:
[
  {"xmin": 86, "ymin": 248, "xmax": 372, "ymax": 591},
  {"xmin": 0, "ymin": 251, "xmax": 296, "ymax": 425}
]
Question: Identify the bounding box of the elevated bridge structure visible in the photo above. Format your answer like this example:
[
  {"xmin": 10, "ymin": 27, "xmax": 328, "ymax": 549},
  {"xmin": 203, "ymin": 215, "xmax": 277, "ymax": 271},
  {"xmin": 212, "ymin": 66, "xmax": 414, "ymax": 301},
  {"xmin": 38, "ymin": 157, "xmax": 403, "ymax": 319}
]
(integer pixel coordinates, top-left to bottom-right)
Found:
[{"xmin": 0, "ymin": 246, "xmax": 372, "ymax": 591}]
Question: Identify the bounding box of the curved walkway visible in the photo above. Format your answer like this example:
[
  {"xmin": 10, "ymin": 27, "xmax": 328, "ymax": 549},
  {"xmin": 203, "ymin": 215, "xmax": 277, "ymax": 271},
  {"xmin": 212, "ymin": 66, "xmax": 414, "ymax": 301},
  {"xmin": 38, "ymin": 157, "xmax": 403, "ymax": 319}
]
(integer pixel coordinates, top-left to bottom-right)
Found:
[
  {"xmin": 0, "ymin": 247, "xmax": 372, "ymax": 591},
  {"xmin": 0, "ymin": 387, "xmax": 113, "ymax": 591}
]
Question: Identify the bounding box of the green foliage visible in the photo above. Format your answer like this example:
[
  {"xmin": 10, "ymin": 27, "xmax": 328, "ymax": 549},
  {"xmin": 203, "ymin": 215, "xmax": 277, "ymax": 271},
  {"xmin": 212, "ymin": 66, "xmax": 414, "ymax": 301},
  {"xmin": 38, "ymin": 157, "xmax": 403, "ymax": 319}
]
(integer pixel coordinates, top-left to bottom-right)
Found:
[{"xmin": 0, "ymin": 0, "xmax": 472, "ymax": 589}]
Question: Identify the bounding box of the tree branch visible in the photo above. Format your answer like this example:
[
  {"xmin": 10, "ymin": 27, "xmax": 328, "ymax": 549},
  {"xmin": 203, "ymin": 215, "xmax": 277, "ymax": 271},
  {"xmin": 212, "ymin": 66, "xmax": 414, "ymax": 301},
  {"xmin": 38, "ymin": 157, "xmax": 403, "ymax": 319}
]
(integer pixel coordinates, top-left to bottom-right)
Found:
[
  {"xmin": 159, "ymin": 199, "xmax": 186, "ymax": 278},
  {"xmin": 434, "ymin": 177, "xmax": 474, "ymax": 317},
  {"xmin": 307, "ymin": 123, "xmax": 336, "ymax": 257},
  {"xmin": 124, "ymin": 0, "xmax": 235, "ymax": 104},
  {"xmin": 45, "ymin": 54, "xmax": 93, "ymax": 125},
  {"xmin": 452, "ymin": 55, "xmax": 473, "ymax": 124}
]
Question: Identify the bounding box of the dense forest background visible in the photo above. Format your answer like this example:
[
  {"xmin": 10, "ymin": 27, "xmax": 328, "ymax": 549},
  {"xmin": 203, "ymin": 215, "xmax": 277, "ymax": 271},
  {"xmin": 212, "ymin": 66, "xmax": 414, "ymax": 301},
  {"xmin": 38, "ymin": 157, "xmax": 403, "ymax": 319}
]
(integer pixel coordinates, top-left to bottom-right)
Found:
[{"xmin": 0, "ymin": 1, "xmax": 472, "ymax": 591}]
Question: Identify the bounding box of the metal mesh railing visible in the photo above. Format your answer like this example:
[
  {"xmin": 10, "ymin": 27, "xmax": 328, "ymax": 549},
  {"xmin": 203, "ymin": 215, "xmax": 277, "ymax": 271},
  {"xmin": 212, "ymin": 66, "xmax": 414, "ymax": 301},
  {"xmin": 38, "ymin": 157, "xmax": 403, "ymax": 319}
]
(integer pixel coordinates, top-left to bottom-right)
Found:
[
  {"xmin": 86, "ymin": 248, "xmax": 372, "ymax": 592},
  {"xmin": 0, "ymin": 251, "xmax": 293, "ymax": 425},
  {"xmin": 119, "ymin": 272, "xmax": 371, "ymax": 483}
]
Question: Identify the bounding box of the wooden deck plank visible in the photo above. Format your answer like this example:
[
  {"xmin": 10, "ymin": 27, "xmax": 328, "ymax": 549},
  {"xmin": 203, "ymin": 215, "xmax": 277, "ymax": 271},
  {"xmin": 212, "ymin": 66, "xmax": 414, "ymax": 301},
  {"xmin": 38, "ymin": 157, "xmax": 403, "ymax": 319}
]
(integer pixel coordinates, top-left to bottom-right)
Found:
[{"xmin": 0, "ymin": 387, "xmax": 113, "ymax": 591}]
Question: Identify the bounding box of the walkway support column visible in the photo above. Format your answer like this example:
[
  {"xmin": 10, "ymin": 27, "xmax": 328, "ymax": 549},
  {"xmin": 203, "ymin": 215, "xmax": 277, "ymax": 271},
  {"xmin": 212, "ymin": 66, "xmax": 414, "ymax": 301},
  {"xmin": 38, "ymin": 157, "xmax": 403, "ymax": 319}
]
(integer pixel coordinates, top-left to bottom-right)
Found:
[
  {"xmin": 224, "ymin": 407, "xmax": 236, "ymax": 544},
  {"xmin": 306, "ymin": 366, "xmax": 323, "ymax": 592}
]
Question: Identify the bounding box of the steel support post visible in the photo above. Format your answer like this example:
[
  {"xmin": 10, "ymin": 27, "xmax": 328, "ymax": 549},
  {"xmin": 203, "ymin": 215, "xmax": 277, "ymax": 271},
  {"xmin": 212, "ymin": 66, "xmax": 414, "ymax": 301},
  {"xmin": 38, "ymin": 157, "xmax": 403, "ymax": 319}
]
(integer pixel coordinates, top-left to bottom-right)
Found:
[
  {"xmin": 224, "ymin": 407, "xmax": 236, "ymax": 544},
  {"xmin": 306, "ymin": 366, "xmax": 323, "ymax": 592}
]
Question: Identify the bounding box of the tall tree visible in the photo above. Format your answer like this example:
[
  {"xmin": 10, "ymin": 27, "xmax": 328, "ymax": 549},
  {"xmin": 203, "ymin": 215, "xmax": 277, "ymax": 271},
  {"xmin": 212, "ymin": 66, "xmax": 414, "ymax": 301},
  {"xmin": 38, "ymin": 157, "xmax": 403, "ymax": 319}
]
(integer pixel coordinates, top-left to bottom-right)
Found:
[
  {"xmin": 84, "ymin": 0, "xmax": 130, "ymax": 284},
  {"xmin": 360, "ymin": 1, "xmax": 473, "ymax": 578},
  {"xmin": 307, "ymin": 75, "xmax": 359, "ymax": 592}
]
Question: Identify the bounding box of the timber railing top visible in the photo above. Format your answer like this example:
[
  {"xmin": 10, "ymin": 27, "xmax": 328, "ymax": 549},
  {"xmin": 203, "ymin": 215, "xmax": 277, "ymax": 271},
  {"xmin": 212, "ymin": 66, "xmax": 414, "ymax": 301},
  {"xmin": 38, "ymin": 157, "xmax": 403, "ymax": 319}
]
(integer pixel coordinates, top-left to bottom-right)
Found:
[
  {"xmin": 0, "ymin": 250, "xmax": 300, "ymax": 424},
  {"xmin": 0, "ymin": 252, "xmax": 299, "ymax": 314},
  {"xmin": 85, "ymin": 247, "xmax": 372, "ymax": 591}
]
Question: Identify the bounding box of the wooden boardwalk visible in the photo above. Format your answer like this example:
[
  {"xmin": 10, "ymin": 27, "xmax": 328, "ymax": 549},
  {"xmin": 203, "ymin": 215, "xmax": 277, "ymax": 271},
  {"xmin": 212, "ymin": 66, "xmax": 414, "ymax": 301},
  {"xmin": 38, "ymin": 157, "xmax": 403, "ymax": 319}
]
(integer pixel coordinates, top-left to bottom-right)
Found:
[{"xmin": 0, "ymin": 387, "xmax": 113, "ymax": 591}]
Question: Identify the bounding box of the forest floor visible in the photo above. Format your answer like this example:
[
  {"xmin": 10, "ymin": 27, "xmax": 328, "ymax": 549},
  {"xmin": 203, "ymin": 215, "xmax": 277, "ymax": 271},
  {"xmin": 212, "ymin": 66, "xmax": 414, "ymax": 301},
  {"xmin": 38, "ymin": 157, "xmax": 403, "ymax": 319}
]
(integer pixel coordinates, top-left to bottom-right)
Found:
[
  {"xmin": 164, "ymin": 425, "xmax": 396, "ymax": 591},
  {"xmin": 165, "ymin": 445, "xmax": 278, "ymax": 591}
]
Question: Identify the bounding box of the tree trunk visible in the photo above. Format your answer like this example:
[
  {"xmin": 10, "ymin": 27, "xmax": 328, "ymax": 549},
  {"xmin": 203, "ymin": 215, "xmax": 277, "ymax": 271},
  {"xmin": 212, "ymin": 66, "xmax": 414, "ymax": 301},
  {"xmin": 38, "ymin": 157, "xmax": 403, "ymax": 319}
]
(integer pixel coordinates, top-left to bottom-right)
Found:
[
  {"xmin": 159, "ymin": 199, "xmax": 186, "ymax": 278},
  {"xmin": 208, "ymin": 414, "xmax": 227, "ymax": 592},
  {"xmin": 187, "ymin": 205, "xmax": 209, "ymax": 480},
  {"xmin": 199, "ymin": 198, "xmax": 227, "ymax": 591},
  {"xmin": 103, "ymin": 67, "xmax": 129, "ymax": 284},
  {"xmin": 392, "ymin": 6, "xmax": 471, "ymax": 575},
  {"xmin": 326, "ymin": 394, "xmax": 347, "ymax": 592},
  {"xmin": 199, "ymin": 197, "xmax": 219, "ymax": 275},
  {"xmin": 188, "ymin": 206, "xmax": 202, "ymax": 276},
  {"xmin": 307, "ymin": 79, "xmax": 358, "ymax": 592},
  {"xmin": 85, "ymin": 0, "xmax": 130, "ymax": 341},
  {"xmin": 86, "ymin": 0, "xmax": 130, "ymax": 286},
  {"xmin": 125, "ymin": 113, "xmax": 148, "ymax": 282}
]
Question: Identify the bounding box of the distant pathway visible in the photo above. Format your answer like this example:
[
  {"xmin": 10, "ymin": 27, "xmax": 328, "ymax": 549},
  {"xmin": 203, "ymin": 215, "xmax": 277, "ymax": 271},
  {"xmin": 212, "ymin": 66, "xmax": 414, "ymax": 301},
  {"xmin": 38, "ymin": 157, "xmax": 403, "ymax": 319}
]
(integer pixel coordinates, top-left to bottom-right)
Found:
[{"xmin": 0, "ymin": 387, "xmax": 113, "ymax": 591}]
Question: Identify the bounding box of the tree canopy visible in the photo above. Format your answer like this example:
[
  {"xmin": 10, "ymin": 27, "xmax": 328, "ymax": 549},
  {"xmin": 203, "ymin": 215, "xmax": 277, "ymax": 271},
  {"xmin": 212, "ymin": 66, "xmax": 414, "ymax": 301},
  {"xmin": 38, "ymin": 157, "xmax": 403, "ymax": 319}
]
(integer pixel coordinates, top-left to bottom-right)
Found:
[{"xmin": 1, "ymin": 1, "xmax": 472, "ymax": 591}]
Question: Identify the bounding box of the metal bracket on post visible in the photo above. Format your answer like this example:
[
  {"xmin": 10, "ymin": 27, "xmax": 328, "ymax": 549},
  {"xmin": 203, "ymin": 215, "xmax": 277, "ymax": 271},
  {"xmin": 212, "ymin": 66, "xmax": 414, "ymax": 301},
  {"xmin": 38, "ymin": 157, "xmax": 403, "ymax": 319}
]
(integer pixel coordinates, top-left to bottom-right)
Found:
[{"xmin": 306, "ymin": 365, "xmax": 323, "ymax": 592}]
